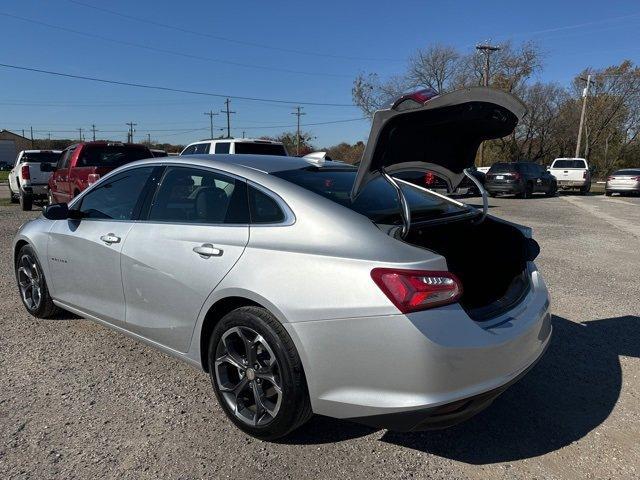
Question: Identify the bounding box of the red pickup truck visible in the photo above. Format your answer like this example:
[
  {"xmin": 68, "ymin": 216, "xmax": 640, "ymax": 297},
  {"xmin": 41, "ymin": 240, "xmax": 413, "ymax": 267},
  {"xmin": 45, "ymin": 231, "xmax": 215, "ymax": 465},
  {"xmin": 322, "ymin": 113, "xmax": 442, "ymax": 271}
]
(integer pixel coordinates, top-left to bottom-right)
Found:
[{"xmin": 46, "ymin": 142, "xmax": 152, "ymax": 204}]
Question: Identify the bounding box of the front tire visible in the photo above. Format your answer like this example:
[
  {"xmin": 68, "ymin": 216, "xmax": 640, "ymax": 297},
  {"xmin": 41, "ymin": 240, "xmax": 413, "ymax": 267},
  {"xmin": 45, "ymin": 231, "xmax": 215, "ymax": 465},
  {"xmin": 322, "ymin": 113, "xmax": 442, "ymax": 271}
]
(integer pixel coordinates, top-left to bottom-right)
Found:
[
  {"xmin": 546, "ymin": 182, "xmax": 558, "ymax": 197},
  {"xmin": 208, "ymin": 306, "xmax": 312, "ymax": 440},
  {"xmin": 15, "ymin": 244, "xmax": 60, "ymax": 318}
]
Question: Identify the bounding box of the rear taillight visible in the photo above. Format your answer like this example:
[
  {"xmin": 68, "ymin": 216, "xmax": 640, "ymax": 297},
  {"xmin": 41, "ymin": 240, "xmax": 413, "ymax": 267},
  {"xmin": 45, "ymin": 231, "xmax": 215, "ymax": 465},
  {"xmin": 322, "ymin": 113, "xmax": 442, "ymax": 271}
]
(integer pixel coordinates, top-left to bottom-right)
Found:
[
  {"xmin": 607, "ymin": 176, "xmax": 614, "ymax": 181},
  {"xmin": 87, "ymin": 173, "xmax": 100, "ymax": 185},
  {"xmin": 633, "ymin": 176, "xmax": 640, "ymax": 181},
  {"xmin": 583, "ymin": 171, "xmax": 587, "ymax": 179},
  {"xmin": 21, "ymin": 164, "xmax": 30, "ymax": 180},
  {"xmin": 424, "ymin": 172, "xmax": 436, "ymax": 186},
  {"xmin": 371, "ymin": 268, "xmax": 462, "ymax": 313}
]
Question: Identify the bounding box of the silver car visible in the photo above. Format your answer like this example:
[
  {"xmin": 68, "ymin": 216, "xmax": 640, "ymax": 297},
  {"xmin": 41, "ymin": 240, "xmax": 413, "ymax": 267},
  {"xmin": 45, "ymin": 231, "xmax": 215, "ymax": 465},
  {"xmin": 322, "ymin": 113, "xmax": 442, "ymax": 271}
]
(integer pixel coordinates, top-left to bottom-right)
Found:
[
  {"xmin": 605, "ymin": 168, "xmax": 640, "ymax": 196},
  {"xmin": 13, "ymin": 87, "xmax": 551, "ymax": 440}
]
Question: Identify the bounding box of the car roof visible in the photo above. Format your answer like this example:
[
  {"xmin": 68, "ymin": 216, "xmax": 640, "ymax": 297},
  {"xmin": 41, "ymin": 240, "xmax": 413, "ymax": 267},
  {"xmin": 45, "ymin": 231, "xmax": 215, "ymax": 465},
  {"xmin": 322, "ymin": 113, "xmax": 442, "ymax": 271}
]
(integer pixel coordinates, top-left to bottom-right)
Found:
[
  {"xmin": 178, "ymin": 154, "xmax": 351, "ymax": 173},
  {"xmin": 188, "ymin": 138, "xmax": 284, "ymax": 146},
  {"xmin": 21, "ymin": 149, "xmax": 62, "ymax": 153}
]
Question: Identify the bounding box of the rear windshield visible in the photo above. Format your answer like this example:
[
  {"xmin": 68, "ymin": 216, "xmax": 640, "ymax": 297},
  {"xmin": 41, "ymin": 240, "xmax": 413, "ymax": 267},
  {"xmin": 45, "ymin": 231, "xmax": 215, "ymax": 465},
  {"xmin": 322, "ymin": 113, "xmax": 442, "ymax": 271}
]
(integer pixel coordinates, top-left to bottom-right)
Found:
[
  {"xmin": 78, "ymin": 145, "xmax": 151, "ymax": 168},
  {"xmin": 273, "ymin": 167, "xmax": 468, "ymax": 224},
  {"xmin": 488, "ymin": 163, "xmax": 516, "ymax": 173},
  {"xmin": 553, "ymin": 159, "xmax": 587, "ymax": 168},
  {"xmin": 234, "ymin": 143, "xmax": 287, "ymax": 156},
  {"xmin": 20, "ymin": 151, "xmax": 61, "ymax": 163},
  {"xmin": 612, "ymin": 169, "xmax": 640, "ymax": 176}
]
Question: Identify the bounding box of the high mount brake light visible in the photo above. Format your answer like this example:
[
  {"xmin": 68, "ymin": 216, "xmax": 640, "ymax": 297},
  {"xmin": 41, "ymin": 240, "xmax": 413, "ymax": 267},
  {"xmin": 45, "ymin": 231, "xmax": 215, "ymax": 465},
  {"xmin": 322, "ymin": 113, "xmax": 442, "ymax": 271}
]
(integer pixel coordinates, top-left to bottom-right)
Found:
[
  {"xmin": 21, "ymin": 164, "xmax": 30, "ymax": 180},
  {"xmin": 424, "ymin": 172, "xmax": 436, "ymax": 185},
  {"xmin": 371, "ymin": 268, "xmax": 462, "ymax": 313},
  {"xmin": 391, "ymin": 89, "xmax": 439, "ymax": 111}
]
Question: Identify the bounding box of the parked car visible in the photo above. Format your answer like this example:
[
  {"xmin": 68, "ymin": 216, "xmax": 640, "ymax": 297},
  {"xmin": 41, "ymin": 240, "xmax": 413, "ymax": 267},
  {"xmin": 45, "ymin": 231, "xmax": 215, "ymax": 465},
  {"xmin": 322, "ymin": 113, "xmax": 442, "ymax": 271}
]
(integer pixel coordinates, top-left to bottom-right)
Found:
[
  {"xmin": 548, "ymin": 157, "xmax": 590, "ymax": 194},
  {"xmin": 8, "ymin": 150, "xmax": 62, "ymax": 210},
  {"xmin": 180, "ymin": 138, "xmax": 288, "ymax": 156},
  {"xmin": 150, "ymin": 148, "xmax": 169, "ymax": 157},
  {"xmin": 605, "ymin": 168, "xmax": 640, "ymax": 196},
  {"xmin": 13, "ymin": 87, "xmax": 550, "ymax": 440},
  {"xmin": 46, "ymin": 142, "xmax": 152, "ymax": 204},
  {"xmin": 485, "ymin": 161, "xmax": 557, "ymax": 198}
]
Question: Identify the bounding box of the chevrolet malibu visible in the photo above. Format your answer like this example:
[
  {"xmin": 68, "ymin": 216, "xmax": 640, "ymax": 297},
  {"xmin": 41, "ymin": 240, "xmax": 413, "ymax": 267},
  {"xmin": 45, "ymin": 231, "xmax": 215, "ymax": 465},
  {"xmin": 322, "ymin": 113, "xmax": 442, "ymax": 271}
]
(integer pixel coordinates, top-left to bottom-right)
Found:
[{"xmin": 13, "ymin": 87, "xmax": 551, "ymax": 440}]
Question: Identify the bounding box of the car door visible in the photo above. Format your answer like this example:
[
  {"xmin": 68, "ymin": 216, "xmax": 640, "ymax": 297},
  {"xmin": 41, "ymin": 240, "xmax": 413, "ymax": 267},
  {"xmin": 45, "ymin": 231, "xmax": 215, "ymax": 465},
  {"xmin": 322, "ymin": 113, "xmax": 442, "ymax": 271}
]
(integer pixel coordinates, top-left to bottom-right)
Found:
[
  {"xmin": 50, "ymin": 147, "xmax": 74, "ymax": 203},
  {"xmin": 47, "ymin": 166, "xmax": 157, "ymax": 325},
  {"xmin": 121, "ymin": 165, "xmax": 249, "ymax": 352}
]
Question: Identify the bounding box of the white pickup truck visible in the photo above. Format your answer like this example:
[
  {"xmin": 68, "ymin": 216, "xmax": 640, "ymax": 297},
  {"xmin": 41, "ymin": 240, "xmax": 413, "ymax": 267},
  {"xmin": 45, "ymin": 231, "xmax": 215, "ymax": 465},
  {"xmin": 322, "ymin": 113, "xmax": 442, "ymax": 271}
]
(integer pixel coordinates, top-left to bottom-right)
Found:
[
  {"xmin": 548, "ymin": 157, "xmax": 591, "ymax": 194},
  {"xmin": 8, "ymin": 150, "xmax": 62, "ymax": 210}
]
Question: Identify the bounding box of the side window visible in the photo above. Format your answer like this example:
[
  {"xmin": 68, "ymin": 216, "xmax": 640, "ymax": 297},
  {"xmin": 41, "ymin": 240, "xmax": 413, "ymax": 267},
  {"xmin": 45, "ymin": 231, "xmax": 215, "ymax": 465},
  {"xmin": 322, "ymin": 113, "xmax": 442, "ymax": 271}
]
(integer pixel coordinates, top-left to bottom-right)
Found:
[
  {"xmin": 181, "ymin": 145, "xmax": 197, "ymax": 155},
  {"xmin": 248, "ymin": 186, "xmax": 285, "ymax": 224},
  {"xmin": 192, "ymin": 143, "xmax": 211, "ymax": 154},
  {"xmin": 77, "ymin": 167, "xmax": 154, "ymax": 220},
  {"xmin": 214, "ymin": 142, "xmax": 230, "ymax": 154},
  {"xmin": 148, "ymin": 167, "xmax": 248, "ymax": 224},
  {"xmin": 58, "ymin": 149, "xmax": 72, "ymax": 169}
]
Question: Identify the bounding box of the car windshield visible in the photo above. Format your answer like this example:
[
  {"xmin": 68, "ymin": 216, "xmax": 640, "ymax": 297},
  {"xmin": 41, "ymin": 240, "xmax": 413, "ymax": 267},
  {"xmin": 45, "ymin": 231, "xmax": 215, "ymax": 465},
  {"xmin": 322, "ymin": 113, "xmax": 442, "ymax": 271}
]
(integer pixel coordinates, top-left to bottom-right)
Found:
[
  {"xmin": 20, "ymin": 151, "xmax": 61, "ymax": 163},
  {"xmin": 612, "ymin": 169, "xmax": 640, "ymax": 176},
  {"xmin": 553, "ymin": 159, "xmax": 586, "ymax": 168},
  {"xmin": 234, "ymin": 143, "xmax": 287, "ymax": 156},
  {"xmin": 273, "ymin": 167, "xmax": 469, "ymax": 224},
  {"xmin": 488, "ymin": 163, "xmax": 516, "ymax": 173},
  {"xmin": 78, "ymin": 145, "xmax": 151, "ymax": 168}
]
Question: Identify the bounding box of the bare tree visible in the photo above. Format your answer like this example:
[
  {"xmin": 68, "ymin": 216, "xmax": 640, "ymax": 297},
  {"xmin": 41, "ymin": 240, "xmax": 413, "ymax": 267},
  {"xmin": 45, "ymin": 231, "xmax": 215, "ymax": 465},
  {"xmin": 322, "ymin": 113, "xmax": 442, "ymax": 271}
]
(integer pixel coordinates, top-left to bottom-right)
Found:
[
  {"xmin": 352, "ymin": 73, "xmax": 410, "ymax": 118},
  {"xmin": 407, "ymin": 44, "xmax": 461, "ymax": 93}
]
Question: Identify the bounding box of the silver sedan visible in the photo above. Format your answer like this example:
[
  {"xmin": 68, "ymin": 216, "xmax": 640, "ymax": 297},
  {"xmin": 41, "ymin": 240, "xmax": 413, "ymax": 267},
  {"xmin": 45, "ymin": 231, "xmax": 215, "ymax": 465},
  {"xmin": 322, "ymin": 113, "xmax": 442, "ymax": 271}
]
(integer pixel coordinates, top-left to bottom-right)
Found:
[
  {"xmin": 605, "ymin": 168, "xmax": 640, "ymax": 196},
  {"xmin": 13, "ymin": 87, "xmax": 551, "ymax": 440}
]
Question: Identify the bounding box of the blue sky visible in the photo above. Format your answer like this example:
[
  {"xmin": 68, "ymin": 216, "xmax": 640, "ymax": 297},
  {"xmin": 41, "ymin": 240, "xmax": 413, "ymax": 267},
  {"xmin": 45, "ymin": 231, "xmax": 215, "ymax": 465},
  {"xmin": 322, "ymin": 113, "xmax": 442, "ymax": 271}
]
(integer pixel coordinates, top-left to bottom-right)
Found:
[{"xmin": 0, "ymin": 0, "xmax": 639, "ymax": 147}]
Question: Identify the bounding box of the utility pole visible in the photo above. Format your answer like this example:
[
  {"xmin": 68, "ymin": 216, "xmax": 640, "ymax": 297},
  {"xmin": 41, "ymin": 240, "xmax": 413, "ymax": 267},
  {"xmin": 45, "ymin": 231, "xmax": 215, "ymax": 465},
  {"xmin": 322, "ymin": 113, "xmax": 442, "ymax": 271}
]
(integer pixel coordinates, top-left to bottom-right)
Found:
[
  {"xmin": 203, "ymin": 110, "xmax": 219, "ymax": 139},
  {"xmin": 47, "ymin": 132, "xmax": 51, "ymax": 149},
  {"xmin": 221, "ymin": 99, "xmax": 235, "ymax": 139},
  {"xmin": 126, "ymin": 122, "xmax": 137, "ymax": 142},
  {"xmin": 77, "ymin": 127, "xmax": 83, "ymax": 142},
  {"xmin": 91, "ymin": 124, "xmax": 98, "ymax": 141},
  {"xmin": 291, "ymin": 106, "xmax": 306, "ymax": 156},
  {"xmin": 147, "ymin": 133, "xmax": 151, "ymax": 146},
  {"xmin": 30, "ymin": 126, "xmax": 34, "ymax": 148},
  {"xmin": 242, "ymin": 131, "xmax": 246, "ymax": 138},
  {"xmin": 575, "ymin": 74, "xmax": 594, "ymax": 158},
  {"xmin": 475, "ymin": 43, "xmax": 501, "ymax": 166}
]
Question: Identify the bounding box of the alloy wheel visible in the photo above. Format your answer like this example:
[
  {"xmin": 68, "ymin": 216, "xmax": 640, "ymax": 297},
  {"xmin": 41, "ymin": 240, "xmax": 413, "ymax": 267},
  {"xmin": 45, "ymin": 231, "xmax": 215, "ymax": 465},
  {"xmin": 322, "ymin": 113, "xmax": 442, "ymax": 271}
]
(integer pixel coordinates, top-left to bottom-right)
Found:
[
  {"xmin": 214, "ymin": 326, "xmax": 283, "ymax": 427},
  {"xmin": 17, "ymin": 254, "xmax": 42, "ymax": 311}
]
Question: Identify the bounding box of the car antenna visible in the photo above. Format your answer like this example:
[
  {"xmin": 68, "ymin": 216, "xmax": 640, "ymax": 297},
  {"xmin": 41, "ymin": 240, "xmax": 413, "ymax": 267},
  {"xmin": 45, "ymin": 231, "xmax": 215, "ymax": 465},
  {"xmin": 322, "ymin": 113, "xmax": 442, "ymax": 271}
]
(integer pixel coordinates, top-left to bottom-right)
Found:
[
  {"xmin": 380, "ymin": 167, "xmax": 411, "ymax": 238},
  {"xmin": 464, "ymin": 168, "xmax": 488, "ymax": 224}
]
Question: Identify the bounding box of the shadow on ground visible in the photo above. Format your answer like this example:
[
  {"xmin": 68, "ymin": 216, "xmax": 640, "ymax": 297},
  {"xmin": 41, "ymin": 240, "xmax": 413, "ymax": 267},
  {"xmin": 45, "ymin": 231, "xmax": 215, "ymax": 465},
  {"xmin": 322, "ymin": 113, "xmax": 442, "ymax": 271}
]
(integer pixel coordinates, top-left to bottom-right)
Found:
[{"xmin": 285, "ymin": 315, "xmax": 638, "ymax": 464}]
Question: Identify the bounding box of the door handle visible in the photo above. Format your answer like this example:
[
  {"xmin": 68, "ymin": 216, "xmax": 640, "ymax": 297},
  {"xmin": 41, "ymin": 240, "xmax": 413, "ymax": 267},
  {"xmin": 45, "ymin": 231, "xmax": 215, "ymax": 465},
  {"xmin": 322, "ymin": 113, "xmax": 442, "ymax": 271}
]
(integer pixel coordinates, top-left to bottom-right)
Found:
[
  {"xmin": 193, "ymin": 243, "xmax": 223, "ymax": 258},
  {"xmin": 100, "ymin": 233, "xmax": 121, "ymax": 244}
]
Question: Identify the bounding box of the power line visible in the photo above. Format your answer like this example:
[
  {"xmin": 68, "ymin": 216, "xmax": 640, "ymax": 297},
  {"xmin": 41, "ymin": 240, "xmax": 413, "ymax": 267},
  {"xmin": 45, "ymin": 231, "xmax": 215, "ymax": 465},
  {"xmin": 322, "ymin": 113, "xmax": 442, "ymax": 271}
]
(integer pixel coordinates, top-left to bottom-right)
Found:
[
  {"xmin": 65, "ymin": 0, "xmax": 399, "ymax": 63},
  {"xmin": 0, "ymin": 12, "xmax": 350, "ymax": 78},
  {"xmin": 221, "ymin": 99, "xmax": 236, "ymax": 138},
  {"xmin": 0, "ymin": 62, "xmax": 357, "ymax": 107}
]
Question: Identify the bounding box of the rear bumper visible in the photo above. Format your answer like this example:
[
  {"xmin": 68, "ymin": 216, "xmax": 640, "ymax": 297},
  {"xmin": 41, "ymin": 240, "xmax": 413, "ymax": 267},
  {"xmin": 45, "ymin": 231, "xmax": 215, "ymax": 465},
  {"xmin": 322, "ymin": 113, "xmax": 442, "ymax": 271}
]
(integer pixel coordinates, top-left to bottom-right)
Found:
[
  {"xmin": 20, "ymin": 183, "xmax": 48, "ymax": 196},
  {"xmin": 485, "ymin": 182, "xmax": 524, "ymax": 194},
  {"xmin": 557, "ymin": 180, "xmax": 586, "ymax": 188},
  {"xmin": 285, "ymin": 263, "xmax": 552, "ymax": 427},
  {"xmin": 606, "ymin": 183, "xmax": 640, "ymax": 193}
]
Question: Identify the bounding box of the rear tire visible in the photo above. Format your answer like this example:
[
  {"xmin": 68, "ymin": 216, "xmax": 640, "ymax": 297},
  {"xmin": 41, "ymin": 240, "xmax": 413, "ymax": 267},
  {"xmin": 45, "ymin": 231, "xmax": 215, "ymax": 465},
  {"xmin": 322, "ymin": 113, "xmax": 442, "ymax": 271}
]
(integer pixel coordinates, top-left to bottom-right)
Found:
[
  {"xmin": 605, "ymin": 191, "xmax": 612, "ymax": 197},
  {"xmin": 208, "ymin": 306, "xmax": 312, "ymax": 440},
  {"xmin": 19, "ymin": 192, "xmax": 33, "ymax": 211},
  {"xmin": 15, "ymin": 244, "xmax": 60, "ymax": 318},
  {"xmin": 580, "ymin": 183, "xmax": 590, "ymax": 195}
]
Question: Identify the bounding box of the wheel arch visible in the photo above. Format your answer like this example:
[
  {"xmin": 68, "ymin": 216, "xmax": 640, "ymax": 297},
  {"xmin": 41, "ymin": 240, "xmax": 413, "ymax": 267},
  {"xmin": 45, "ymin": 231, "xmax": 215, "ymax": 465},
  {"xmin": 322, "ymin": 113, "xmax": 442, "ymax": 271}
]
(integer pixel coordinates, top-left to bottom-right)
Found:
[{"xmin": 14, "ymin": 239, "xmax": 29, "ymax": 267}]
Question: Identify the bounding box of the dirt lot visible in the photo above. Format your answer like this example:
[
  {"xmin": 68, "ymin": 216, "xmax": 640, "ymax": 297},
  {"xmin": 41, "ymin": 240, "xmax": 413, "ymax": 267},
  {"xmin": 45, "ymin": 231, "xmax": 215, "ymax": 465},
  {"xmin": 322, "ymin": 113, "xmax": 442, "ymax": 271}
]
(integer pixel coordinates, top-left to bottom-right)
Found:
[{"xmin": 1, "ymin": 192, "xmax": 639, "ymax": 480}]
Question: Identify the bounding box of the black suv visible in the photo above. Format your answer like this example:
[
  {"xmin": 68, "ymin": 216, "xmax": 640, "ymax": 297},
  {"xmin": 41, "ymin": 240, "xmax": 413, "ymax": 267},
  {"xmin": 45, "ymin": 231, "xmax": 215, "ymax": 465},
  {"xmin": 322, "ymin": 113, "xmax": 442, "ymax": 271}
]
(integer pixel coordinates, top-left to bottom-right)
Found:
[{"xmin": 485, "ymin": 162, "xmax": 557, "ymax": 198}]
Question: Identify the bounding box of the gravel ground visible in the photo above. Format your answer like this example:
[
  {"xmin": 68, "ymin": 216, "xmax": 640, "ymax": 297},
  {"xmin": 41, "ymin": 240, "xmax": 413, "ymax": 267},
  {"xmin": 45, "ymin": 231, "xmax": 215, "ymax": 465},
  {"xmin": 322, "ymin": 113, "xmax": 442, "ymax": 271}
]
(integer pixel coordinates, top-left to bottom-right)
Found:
[{"xmin": 1, "ymin": 192, "xmax": 639, "ymax": 480}]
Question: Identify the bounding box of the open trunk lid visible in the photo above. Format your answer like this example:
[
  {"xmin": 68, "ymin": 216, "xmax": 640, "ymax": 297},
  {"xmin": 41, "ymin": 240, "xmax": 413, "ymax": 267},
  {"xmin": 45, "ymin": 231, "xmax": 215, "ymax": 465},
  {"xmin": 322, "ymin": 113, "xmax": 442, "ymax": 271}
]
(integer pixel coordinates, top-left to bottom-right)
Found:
[{"xmin": 351, "ymin": 87, "xmax": 527, "ymax": 199}]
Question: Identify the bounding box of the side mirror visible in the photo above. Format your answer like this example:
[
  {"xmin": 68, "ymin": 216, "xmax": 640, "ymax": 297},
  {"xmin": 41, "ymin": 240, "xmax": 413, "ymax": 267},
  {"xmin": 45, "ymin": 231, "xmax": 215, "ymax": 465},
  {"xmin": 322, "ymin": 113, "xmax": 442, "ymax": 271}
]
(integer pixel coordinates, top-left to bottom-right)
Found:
[
  {"xmin": 40, "ymin": 163, "xmax": 57, "ymax": 172},
  {"xmin": 43, "ymin": 203, "xmax": 69, "ymax": 220}
]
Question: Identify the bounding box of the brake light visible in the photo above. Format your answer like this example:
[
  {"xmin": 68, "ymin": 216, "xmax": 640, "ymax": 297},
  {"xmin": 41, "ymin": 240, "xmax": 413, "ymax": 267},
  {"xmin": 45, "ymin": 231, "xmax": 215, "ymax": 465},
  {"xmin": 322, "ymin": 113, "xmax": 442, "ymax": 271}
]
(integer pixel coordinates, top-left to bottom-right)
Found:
[
  {"xmin": 371, "ymin": 268, "xmax": 462, "ymax": 313},
  {"xmin": 607, "ymin": 176, "xmax": 614, "ymax": 181},
  {"xmin": 424, "ymin": 172, "xmax": 436, "ymax": 186},
  {"xmin": 21, "ymin": 164, "xmax": 30, "ymax": 180},
  {"xmin": 583, "ymin": 171, "xmax": 587, "ymax": 179},
  {"xmin": 391, "ymin": 88, "xmax": 439, "ymax": 111},
  {"xmin": 87, "ymin": 173, "xmax": 100, "ymax": 185},
  {"xmin": 633, "ymin": 176, "xmax": 640, "ymax": 181}
]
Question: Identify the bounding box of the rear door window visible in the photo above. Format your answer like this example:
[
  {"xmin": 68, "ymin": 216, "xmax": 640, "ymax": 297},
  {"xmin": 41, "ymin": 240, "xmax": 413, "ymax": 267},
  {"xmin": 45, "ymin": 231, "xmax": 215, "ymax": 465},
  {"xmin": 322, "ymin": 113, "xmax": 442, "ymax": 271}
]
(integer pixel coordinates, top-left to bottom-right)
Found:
[
  {"xmin": 181, "ymin": 145, "xmax": 197, "ymax": 155},
  {"xmin": 214, "ymin": 142, "xmax": 230, "ymax": 154},
  {"xmin": 147, "ymin": 166, "xmax": 248, "ymax": 224},
  {"xmin": 77, "ymin": 145, "xmax": 151, "ymax": 168},
  {"xmin": 77, "ymin": 167, "xmax": 154, "ymax": 220},
  {"xmin": 192, "ymin": 143, "xmax": 210, "ymax": 154}
]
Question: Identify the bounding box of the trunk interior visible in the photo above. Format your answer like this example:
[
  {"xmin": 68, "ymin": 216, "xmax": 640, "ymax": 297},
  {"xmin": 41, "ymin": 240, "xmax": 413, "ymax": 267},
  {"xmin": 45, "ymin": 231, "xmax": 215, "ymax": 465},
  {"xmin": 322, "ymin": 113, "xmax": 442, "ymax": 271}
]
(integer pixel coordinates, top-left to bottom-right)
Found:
[{"xmin": 405, "ymin": 216, "xmax": 538, "ymax": 321}]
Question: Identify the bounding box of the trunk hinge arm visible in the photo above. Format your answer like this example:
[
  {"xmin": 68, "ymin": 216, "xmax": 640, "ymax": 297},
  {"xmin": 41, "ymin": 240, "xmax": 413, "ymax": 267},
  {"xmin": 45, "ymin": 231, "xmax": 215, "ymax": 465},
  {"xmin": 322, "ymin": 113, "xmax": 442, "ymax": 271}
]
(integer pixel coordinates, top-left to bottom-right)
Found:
[
  {"xmin": 380, "ymin": 168, "xmax": 411, "ymax": 238},
  {"xmin": 464, "ymin": 168, "xmax": 488, "ymax": 224}
]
